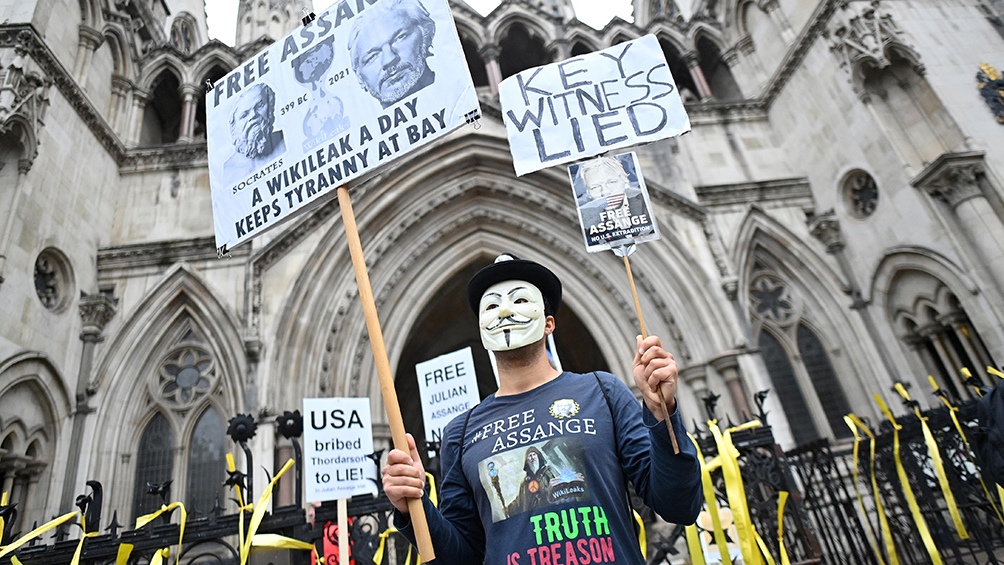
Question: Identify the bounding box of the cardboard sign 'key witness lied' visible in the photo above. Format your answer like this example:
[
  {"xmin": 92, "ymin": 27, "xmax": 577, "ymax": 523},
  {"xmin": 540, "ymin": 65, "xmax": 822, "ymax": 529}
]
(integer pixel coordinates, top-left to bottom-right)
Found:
[
  {"xmin": 303, "ymin": 397, "xmax": 377, "ymax": 502},
  {"xmin": 499, "ymin": 34, "xmax": 690, "ymax": 177}
]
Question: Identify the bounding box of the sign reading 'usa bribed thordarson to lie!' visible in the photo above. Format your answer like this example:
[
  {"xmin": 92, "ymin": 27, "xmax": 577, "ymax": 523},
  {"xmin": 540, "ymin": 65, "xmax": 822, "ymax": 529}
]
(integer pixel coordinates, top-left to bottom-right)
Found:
[
  {"xmin": 206, "ymin": 0, "xmax": 481, "ymax": 252},
  {"xmin": 500, "ymin": 34, "xmax": 690, "ymax": 176}
]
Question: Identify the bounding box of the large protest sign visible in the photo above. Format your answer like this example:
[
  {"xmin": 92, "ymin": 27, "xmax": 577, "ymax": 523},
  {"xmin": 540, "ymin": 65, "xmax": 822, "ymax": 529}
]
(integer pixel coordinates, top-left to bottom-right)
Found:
[
  {"xmin": 569, "ymin": 152, "xmax": 660, "ymax": 252},
  {"xmin": 303, "ymin": 397, "xmax": 377, "ymax": 502},
  {"xmin": 207, "ymin": 0, "xmax": 482, "ymax": 252},
  {"xmin": 500, "ymin": 34, "xmax": 689, "ymax": 176},
  {"xmin": 416, "ymin": 347, "xmax": 480, "ymax": 445}
]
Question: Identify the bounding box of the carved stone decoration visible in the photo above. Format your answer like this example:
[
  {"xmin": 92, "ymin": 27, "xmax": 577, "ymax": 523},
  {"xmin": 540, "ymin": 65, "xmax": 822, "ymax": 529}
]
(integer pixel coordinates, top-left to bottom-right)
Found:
[
  {"xmin": 749, "ymin": 273, "xmax": 797, "ymax": 326},
  {"xmin": 0, "ymin": 36, "xmax": 52, "ymax": 162},
  {"xmin": 825, "ymin": 0, "xmax": 925, "ymax": 96},
  {"xmin": 840, "ymin": 170, "xmax": 879, "ymax": 219},
  {"xmin": 976, "ymin": 63, "xmax": 1004, "ymax": 124},
  {"xmin": 808, "ymin": 210, "xmax": 845, "ymax": 253},
  {"xmin": 911, "ymin": 151, "xmax": 987, "ymax": 208},
  {"xmin": 79, "ymin": 292, "xmax": 119, "ymax": 338},
  {"xmin": 34, "ymin": 248, "xmax": 73, "ymax": 312},
  {"xmin": 155, "ymin": 341, "xmax": 217, "ymax": 409}
]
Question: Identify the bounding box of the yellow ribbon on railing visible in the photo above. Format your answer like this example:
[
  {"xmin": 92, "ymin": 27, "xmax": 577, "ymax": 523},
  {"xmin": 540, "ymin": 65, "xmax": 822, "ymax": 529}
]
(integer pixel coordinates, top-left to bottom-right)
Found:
[
  {"xmin": 116, "ymin": 543, "xmax": 134, "ymax": 565},
  {"xmin": 10, "ymin": 556, "xmax": 21, "ymax": 565},
  {"xmin": 753, "ymin": 529, "xmax": 776, "ymax": 565},
  {"xmin": 251, "ymin": 533, "xmax": 316, "ymax": 550},
  {"xmin": 239, "ymin": 458, "xmax": 296, "ymax": 565},
  {"xmin": 688, "ymin": 432, "xmax": 732, "ymax": 562},
  {"xmin": 373, "ymin": 525, "xmax": 398, "ymax": 565},
  {"xmin": 776, "ymin": 491, "xmax": 790, "ymax": 565},
  {"xmin": 632, "ymin": 509, "xmax": 646, "ymax": 558},
  {"xmin": 684, "ymin": 523, "xmax": 707, "ymax": 565},
  {"xmin": 875, "ymin": 394, "xmax": 943, "ymax": 565},
  {"xmin": 930, "ymin": 376, "xmax": 1004, "ymax": 527},
  {"xmin": 709, "ymin": 420, "xmax": 763, "ymax": 565},
  {"xmin": 135, "ymin": 501, "xmax": 187, "ymax": 565},
  {"xmin": 0, "ymin": 511, "xmax": 78, "ymax": 561},
  {"xmin": 893, "ymin": 383, "xmax": 969, "ymax": 540},
  {"xmin": 988, "ymin": 366, "xmax": 1004, "ymax": 380},
  {"xmin": 0, "ymin": 491, "xmax": 7, "ymax": 549},
  {"xmin": 844, "ymin": 414, "xmax": 894, "ymax": 565}
]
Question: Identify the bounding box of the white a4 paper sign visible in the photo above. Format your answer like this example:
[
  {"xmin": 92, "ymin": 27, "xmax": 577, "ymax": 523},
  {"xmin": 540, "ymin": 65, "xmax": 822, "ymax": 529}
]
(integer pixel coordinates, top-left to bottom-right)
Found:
[
  {"xmin": 416, "ymin": 347, "xmax": 481, "ymax": 447},
  {"xmin": 303, "ymin": 397, "xmax": 376, "ymax": 502}
]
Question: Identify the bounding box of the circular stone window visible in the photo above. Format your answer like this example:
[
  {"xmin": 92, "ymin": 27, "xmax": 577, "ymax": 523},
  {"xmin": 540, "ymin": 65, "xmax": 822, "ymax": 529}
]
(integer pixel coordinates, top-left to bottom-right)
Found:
[
  {"xmin": 34, "ymin": 248, "xmax": 73, "ymax": 312},
  {"xmin": 843, "ymin": 170, "xmax": 879, "ymax": 219}
]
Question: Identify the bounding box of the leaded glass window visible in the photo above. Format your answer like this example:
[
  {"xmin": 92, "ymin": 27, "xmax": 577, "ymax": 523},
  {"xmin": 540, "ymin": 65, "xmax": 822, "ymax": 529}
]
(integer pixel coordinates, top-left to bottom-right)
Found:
[
  {"xmin": 132, "ymin": 413, "xmax": 175, "ymax": 520},
  {"xmin": 797, "ymin": 324, "xmax": 852, "ymax": 439},
  {"xmin": 185, "ymin": 407, "xmax": 227, "ymax": 515},
  {"xmin": 759, "ymin": 331, "xmax": 819, "ymax": 445}
]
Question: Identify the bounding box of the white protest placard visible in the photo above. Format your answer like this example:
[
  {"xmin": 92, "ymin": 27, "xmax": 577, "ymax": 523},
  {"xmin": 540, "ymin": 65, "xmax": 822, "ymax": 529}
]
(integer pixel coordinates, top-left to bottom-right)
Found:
[
  {"xmin": 303, "ymin": 397, "xmax": 377, "ymax": 502},
  {"xmin": 568, "ymin": 151, "xmax": 661, "ymax": 252},
  {"xmin": 499, "ymin": 34, "xmax": 690, "ymax": 176},
  {"xmin": 207, "ymin": 0, "xmax": 482, "ymax": 252},
  {"xmin": 416, "ymin": 347, "xmax": 480, "ymax": 444}
]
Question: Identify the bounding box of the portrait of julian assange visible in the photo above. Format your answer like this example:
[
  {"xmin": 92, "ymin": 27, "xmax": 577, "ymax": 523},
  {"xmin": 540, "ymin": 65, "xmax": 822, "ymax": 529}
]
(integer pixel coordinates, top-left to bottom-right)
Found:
[
  {"xmin": 571, "ymin": 153, "xmax": 658, "ymax": 250},
  {"xmin": 222, "ymin": 83, "xmax": 287, "ymax": 184},
  {"xmin": 347, "ymin": 0, "xmax": 437, "ymax": 109}
]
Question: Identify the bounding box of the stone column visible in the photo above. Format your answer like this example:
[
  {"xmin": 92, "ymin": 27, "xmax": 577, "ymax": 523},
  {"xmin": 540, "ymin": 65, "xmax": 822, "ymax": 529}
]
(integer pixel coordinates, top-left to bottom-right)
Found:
[
  {"xmin": 0, "ymin": 159, "xmax": 32, "ymax": 286},
  {"xmin": 940, "ymin": 311, "xmax": 986, "ymax": 374},
  {"xmin": 177, "ymin": 84, "xmax": 201, "ymax": 142},
  {"xmin": 59, "ymin": 292, "xmax": 117, "ymax": 512},
  {"xmin": 914, "ymin": 153, "xmax": 1004, "ymax": 289},
  {"xmin": 73, "ymin": 26, "xmax": 104, "ymax": 83},
  {"xmin": 479, "ymin": 44, "xmax": 503, "ymax": 96},
  {"xmin": 275, "ymin": 444, "xmax": 295, "ymax": 507},
  {"xmin": 756, "ymin": 0, "xmax": 796, "ymax": 44},
  {"xmin": 109, "ymin": 74, "xmax": 132, "ymax": 133},
  {"xmin": 0, "ymin": 470, "xmax": 14, "ymax": 497},
  {"xmin": 808, "ymin": 211, "xmax": 899, "ymax": 383},
  {"xmin": 683, "ymin": 52, "xmax": 713, "ymax": 100},
  {"xmin": 710, "ymin": 354, "xmax": 751, "ymax": 418},
  {"xmin": 128, "ymin": 90, "xmax": 151, "ymax": 146}
]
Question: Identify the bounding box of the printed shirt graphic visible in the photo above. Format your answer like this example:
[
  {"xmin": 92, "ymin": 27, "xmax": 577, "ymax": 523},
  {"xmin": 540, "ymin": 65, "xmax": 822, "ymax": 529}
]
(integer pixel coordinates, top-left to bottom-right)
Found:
[{"xmin": 395, "ymin": 371, "xmax": 702, "ymax": 565}]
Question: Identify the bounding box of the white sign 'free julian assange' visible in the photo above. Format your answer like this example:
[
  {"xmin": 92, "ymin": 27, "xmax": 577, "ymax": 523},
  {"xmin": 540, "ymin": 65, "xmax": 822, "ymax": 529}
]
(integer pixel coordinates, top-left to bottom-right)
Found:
[
  {"xmin": 416, "ymin": 347, "xmax": 480, "ymax": 444},
  {"xmin": 303, "ymin": 397, "xmax": 376, "ymax": 502}
]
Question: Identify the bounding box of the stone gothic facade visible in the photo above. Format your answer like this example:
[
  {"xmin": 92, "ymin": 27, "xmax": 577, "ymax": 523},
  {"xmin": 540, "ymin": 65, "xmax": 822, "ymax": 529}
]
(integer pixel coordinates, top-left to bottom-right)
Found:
[{"xmin": 2, "ymin": 0, "xmax": 1004, "ymax": 544}]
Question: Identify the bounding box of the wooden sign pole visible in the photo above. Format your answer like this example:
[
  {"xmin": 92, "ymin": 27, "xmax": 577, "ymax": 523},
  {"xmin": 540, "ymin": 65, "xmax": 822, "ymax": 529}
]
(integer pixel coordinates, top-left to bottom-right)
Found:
[
  {"xmin": 337, "ymin": 498, "xmax": 349, "ymax": 565},
  {"xmin": 622, "ymin": 255, "xmax": 681, "ymax": 454},
  {"xmin": 336, "ymin": 186, "xmax": 436, "ymax": 561}
]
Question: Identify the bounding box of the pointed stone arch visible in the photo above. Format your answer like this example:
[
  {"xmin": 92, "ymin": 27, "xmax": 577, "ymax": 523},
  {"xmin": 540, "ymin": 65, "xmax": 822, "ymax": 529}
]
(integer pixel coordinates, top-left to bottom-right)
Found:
[
  {"xmin": 732, "ymin": 208, "xmax": 877, "ymax": 442},
  {"xmin": 263, "ymin": 134, "xmax": 736, "ymax": 430},
  {"xmin": 870, "ymin": 247, "xmax": 1004, "ymax": 394},
  {"xmin": 0, "ymin": 352, "xmax": 71, "ymax": 528},
  {"xmin": 89, "ymin": 264, "xmax": 244, "ymax": 513}
]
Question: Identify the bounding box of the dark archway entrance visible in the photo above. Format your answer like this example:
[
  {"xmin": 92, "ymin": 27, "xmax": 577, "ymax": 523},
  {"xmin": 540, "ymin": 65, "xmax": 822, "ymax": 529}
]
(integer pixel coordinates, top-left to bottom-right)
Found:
[{"xmin": 393, "ymin": 260, "xmax": 609, "ymax": 466}]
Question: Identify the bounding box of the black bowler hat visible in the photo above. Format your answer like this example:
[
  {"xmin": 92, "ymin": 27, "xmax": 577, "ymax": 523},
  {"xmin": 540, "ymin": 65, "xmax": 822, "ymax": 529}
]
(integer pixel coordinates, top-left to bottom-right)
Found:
[{"xmin": 467, "ymin": 254, "xmax": 562, "ymax": 316}]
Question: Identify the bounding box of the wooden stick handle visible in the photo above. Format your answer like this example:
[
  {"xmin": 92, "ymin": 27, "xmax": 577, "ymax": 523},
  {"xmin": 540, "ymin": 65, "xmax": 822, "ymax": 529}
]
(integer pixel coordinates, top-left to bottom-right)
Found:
[
  {"xmin": 337, "ymin": 186, "xmax": 436, "ymax": 561},
  {"xmin": 337, "ymin": 498, "xmax": 349, "ymax": 565},
  {"xmin": 623, "ymin": 255, "xmax": 680, "ymax": 454}
]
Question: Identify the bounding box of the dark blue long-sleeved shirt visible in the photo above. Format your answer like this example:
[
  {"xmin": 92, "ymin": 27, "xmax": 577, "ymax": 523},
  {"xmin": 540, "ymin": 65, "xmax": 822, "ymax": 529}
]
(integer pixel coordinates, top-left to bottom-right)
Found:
[{"xmin": 395, "ymin": 371, "xmax": 702, "ymax": 564}]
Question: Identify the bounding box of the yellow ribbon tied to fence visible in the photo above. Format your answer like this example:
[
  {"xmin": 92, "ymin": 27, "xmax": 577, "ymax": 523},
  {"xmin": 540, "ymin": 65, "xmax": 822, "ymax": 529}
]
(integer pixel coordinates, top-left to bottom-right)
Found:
[
  {"xmin": 0, "ymin": 511, "xmax": 79, "ymax": 562},
  {"xmin": 685, "ymin": 432, "xmax": 732, "ymax": 564},
  {"xmin": 238, "ymin": 458, "xmax": 300, "ymax": 565},
  {"xmin": 776, "ymin": 491, "xmax": 790, "ymax": 565},
  {"xmin": 709, "ymin": 419, "xmax": 763, "ymax": 565},
  {"xmin": 893, "ymin": 382, "xmax": 969, "ymax": 540},
  {"xmin": 875, "ymin": 394, "xmax": 943, "ymax": 565},
  {"xmin": 931, "ymin": 375, "xmax": 1004, "ymax": 527},
  {"xmin": 135, "ymin": 501, "xmax": 187, "ymax": 565},
  {"xmin": 844, "ymin": 414, "xmax": 895, "ymax": 565},
  {"xmin": 980, "ymin": 367, "xmax": 1004, "ymax": 519}
]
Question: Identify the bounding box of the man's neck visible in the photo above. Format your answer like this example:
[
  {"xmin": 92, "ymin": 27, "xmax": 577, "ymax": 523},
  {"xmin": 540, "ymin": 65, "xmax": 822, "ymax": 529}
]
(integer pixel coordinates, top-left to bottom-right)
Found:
[{"xmin": 494, "ymin": 341, "xmax": 561, "ymax": 396}]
